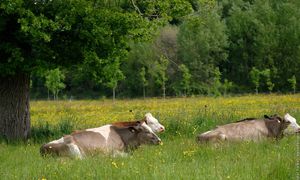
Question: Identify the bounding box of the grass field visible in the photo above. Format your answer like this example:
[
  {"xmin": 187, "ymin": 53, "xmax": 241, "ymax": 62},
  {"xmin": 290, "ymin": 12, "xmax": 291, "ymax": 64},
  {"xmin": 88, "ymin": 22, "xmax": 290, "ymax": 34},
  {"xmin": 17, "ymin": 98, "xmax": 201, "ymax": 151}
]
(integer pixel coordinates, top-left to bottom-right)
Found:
[{"xmin": 0, "ymin": 94, "xmax": 299, "ymax": 179}]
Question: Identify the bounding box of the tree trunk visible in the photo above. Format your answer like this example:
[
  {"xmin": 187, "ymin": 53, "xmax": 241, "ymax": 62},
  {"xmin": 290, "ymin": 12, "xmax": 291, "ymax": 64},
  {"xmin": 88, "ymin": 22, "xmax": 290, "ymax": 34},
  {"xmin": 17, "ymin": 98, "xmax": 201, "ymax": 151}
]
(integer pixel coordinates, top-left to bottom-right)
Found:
[
  {"xmin": 112, "ymin": 86, "xmax": 116, "ymax": 102},
  {"xmin": 0, "ymin": 73, "xmax": 31, "ymax": 140}
]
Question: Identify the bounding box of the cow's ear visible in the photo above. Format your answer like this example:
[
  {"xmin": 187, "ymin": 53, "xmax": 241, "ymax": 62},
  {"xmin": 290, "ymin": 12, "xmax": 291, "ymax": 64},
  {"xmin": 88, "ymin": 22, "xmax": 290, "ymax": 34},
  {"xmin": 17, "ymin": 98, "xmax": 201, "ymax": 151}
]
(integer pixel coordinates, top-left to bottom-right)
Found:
[{"xmin": 264, "ymin": 115, "xmax": 270, "ymax": 119}]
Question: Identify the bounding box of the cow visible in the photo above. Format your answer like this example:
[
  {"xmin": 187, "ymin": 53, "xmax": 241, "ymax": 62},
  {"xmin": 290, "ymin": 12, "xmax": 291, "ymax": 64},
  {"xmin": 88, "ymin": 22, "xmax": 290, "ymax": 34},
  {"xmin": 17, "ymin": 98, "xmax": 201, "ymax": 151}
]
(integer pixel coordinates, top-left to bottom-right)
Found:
[
  {"xmin": 236, "ymin": 113, "xmax": 300, "ymax": 134},
  {"xmin": 197, "ymin": 114, "xmax": 297, "ymax": 143},
  {"xmin": 40, "ymin": 120, "xmax": 161, "ymax": 158},
  {"xmin": 113, "ymin": 113, "xmax": 165, "ymax": 133}
]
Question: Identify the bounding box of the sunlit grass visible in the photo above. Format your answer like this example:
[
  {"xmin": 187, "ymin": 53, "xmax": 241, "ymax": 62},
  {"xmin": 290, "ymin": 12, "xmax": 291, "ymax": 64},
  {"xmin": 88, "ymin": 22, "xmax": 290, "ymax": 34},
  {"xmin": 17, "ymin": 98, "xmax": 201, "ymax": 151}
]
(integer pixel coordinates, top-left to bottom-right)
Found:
[{"xmin": 1, "ymin": 94, "xmax": 299, "ymax": 179}]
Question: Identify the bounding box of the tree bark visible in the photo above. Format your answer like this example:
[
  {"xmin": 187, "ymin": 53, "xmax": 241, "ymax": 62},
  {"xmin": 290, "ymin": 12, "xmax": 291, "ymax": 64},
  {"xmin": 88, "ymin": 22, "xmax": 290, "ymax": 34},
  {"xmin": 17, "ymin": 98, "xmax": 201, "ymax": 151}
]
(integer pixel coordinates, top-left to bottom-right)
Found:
[{"xmin": 0, "ymin": 73, "xmax": 31, "ymax": 140}]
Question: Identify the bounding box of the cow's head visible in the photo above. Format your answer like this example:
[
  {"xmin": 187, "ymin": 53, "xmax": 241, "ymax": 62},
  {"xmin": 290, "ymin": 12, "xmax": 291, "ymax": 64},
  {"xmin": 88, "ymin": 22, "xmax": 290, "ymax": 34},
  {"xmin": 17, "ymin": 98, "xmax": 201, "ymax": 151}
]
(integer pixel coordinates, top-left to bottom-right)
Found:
[
  {"xmin": 284, "ymin": 113, "xmax": 300, "ymax": 133},
  {"xmin": 129, "ymin": 121, "xmax": 161, "ymax": 145},
  {"xmin": 265, "ymin": 114, "xmax": 300, "ymax": 133},
  {"xmin": 144, "ymin": 113, "xmax": 165, "ymax": 133},
  {"xmin": 264, "ymin": 114, "xmax": 291, "ymax": 136}
]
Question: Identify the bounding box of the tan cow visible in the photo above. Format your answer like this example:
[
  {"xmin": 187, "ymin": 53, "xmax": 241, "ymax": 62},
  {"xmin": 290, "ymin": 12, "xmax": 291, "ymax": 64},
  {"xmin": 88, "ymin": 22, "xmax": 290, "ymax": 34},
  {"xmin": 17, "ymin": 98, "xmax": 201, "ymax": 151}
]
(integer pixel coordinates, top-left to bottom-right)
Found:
[
  {"xmin": 40, "ymin": 121, "xmax": 161, "ymax": 158},
  {"xmin": 197, "ymin": 114, "xmax": 297, "ymax": 143}
]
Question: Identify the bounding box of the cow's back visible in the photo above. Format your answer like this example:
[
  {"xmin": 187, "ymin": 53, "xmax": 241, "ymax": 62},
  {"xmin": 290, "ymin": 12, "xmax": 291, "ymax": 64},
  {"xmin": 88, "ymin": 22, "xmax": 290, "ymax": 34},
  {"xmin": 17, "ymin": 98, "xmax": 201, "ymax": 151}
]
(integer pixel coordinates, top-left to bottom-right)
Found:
[
  {"xmin": 216, "ymin": 120, "xmax": 269, "ymax": 141},
  {"xmin": 198, "ymin": 120, "xmax": 270, "ymax": 142}
]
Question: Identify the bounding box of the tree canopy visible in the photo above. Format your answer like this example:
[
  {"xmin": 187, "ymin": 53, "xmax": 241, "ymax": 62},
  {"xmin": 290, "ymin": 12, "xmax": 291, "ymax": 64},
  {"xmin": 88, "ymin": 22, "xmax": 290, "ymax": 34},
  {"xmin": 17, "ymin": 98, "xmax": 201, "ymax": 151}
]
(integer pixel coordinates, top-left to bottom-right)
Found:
[{"xmin": 1, "ymin": 0, "xmax": 298, "ymax": 99}]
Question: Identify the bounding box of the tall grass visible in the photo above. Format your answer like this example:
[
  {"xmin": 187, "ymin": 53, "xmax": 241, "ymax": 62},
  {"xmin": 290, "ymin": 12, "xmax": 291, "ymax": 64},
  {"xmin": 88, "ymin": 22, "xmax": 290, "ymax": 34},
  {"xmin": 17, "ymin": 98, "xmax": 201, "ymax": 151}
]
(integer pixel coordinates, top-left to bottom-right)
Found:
[{"xmin": 0, "ymin": 94, "xmax": 299, "ymax": 179}]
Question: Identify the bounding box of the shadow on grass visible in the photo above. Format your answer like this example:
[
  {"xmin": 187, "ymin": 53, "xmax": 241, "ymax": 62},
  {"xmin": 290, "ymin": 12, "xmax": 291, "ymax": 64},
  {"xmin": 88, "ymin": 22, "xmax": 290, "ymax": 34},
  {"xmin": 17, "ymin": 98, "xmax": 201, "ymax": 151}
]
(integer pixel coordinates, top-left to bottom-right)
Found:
[{"xmin": 0, "ymin": 120, "xmax": 74, "ymax": 144}]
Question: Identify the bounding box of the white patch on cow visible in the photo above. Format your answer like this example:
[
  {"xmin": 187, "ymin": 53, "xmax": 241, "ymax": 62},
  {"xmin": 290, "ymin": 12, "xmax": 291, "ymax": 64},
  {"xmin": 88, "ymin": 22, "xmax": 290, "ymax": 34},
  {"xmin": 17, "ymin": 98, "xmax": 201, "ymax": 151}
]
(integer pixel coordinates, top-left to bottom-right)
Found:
[
  {"xmin": 48, "ymin": 137, "xmax": 64, "ymax": 144},
  {"xmin": 284, "ymin": 113, "xmax": 300, "ymax": 132},
  {"xmin": 86, "ymin": 124, "xmax": 112, "ymax": 142},
  {"xmin": 145, "ymin": 113, "xmax": 165, "ymax": 133},
  {"xmin": 68, "ymin": 143, "xmax": 83, "ymax": 159}
]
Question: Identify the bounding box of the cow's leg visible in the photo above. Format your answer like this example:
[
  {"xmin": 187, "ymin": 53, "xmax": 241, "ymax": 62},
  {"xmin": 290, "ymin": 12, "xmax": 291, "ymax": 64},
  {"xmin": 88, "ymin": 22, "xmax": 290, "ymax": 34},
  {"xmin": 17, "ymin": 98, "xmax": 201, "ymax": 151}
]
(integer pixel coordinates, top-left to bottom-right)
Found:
[
  {"xmin": 67, "ymin": 143, "xmax": 83, "ymax": 159},
  {"xmin": 197, "ymin": 131, "xmax": 226, "ymax": 143}
]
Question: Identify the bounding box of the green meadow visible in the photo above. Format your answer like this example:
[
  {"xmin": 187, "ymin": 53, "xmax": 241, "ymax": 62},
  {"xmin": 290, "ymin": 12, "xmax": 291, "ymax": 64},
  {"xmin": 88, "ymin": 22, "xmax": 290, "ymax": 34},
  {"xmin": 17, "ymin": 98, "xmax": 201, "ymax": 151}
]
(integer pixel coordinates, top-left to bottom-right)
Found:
[{"xmin": 0, "ymin": 94, "xmax": 299, "ymax": 179}]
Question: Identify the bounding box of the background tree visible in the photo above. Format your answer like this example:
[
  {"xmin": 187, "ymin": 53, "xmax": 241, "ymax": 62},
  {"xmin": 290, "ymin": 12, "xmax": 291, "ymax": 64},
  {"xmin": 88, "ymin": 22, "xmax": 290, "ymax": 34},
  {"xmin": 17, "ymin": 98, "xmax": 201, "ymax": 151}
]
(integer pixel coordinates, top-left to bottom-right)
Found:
[
  {"xmin": 222, "ymin": 0, "xmax": 300, "ymax": 91},
  {"xmin": 177, "ymin": 1, "xmax": 228, "ymax": 94},
  {"xmin": 261, "ymin": 69, "xmax": 274, "ymax": 93},
  {"xmin": 250, "ymin": 67, "xmax": 261, "ymax": 94},
  {"xmin": 151, "ymin": 56, "xmax": 169, "ymax": 98},
  {"xmin": 103, "ymin": 60, "xmax": 125, "ymax": 102},
  {"xmin": 45, "ymin": 68, "xmax": 65, "ymax": 100},
  {"xmin": 222, "ymin": 79, "xmax": 233, "ymax": 96},
  {"xmin": 178, "ymin": 64, "xmax": 191, "ymax": 96},
  {"xmin": 139, "ymin": 67, "xmax": 148, "ymax": 99},
  {"xmin": 288, "ymin": 75, "xmax": 297, "ymax": 94},
  {"xmin": 0, "ymin": 0, "xmax": 156, "ymax": 139},
  {"xmin": 210, "ymin": 68, "xmax": 222, "ymax": 96}
]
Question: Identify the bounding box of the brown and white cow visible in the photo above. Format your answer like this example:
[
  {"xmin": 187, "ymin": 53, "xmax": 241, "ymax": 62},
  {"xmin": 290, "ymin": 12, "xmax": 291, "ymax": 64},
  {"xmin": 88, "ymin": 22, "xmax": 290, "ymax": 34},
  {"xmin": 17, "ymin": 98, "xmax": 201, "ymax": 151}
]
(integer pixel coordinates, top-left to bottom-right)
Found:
[
  {"xmin": 197, "ymin": 114, "xmax": 296, "ymax": 143},
  {"xmin": 40, "ymin": 121, "xmax": 161, "ymax": 158}
]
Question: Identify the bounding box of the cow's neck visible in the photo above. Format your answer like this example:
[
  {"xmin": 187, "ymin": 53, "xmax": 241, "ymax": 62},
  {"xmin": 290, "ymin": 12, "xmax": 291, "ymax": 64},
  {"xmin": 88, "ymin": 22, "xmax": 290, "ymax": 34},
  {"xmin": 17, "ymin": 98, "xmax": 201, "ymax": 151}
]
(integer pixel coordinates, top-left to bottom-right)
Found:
[
  {"xmin": 264, "ymin": 120, "xmax": 283, "ymax": 139},
  {"xmin": 111, "ymin": 126, "xmax": 140, "ymax": 151}
]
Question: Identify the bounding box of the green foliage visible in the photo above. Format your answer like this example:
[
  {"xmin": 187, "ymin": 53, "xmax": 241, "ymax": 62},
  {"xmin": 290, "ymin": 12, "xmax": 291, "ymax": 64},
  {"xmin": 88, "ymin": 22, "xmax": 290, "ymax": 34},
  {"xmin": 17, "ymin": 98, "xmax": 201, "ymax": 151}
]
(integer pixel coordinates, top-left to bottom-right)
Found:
[
  {"xmin": 288, "ymin": 75, "xmax": 297, "ymax": 94},
  {"xmin": 139, "ymin": 67, "xmax": 148, "ymax": 98},
  {"xmin": 179, "ymin": 64, "xmax": 191, "ymax": 96},
  {"xmin": 210, "ymin": 67, "xmax": 222, "ymax": 96},
  {"xmin": 45, "ymin": 68, "xmax": 65, "ymax": 100},
  {"xmin": 250, "ymin": 67, "xmax": 275, "ymax": 94},
  {"xmin": 222, "ymin": 79, "xmax": 233, "ymax": 96},
  {"xmin": 30, "ymin": 120, "xmax": 73, "ymax": 143},
  {"xmin": 152, "ymin": 56, "xmax": 169, "ymax": 98},
  {"xmin": 135, "ymin": 0, "xmax": 194, "ymax": 24},
  {"xmin": 223, "ymin": 0, "xmax": 300, "ymax": 90},
  {"xmin": 103, "ymin": 60, "xmax": 125, "ymax": 90},
  {"xmin": 250, "ymin": 67, "xmax": 261, "ymax": 94},
  {"xmin": 261, "ymin": 69, "xmax": 274, "ymax": 93},
  {"xmin": 140, "ymin": 67, "xmax": 148, "ymax": 87},
  {"xmin": 177, "ymin": 1, "xmax": 228, "ymax": 94},
  {"xmin": 2, "ymin": 0, "xmax": 300, "ymax": 98},
  {"xmin": 0, "ymin": 0, "xmax": 155, "ymax": 85}
]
